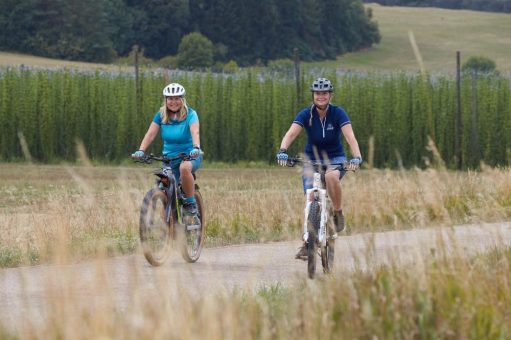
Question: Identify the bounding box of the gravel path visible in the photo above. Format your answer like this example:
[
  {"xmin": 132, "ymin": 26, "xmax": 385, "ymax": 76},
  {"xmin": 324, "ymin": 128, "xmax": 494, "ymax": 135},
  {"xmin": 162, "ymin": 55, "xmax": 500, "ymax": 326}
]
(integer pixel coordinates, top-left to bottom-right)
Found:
[{"xmin": 1, "ymin": 222, "xmax": 510, "ymax": 332}]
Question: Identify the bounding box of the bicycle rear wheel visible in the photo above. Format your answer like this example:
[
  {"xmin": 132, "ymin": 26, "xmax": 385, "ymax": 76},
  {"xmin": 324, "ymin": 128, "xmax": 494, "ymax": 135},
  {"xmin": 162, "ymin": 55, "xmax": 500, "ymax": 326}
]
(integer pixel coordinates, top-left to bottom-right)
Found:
[
  {"xmin": 140, "ymin": 188, "xmax": 172, "ymax": 266},
  {"xmin": 307, "ymin": 200, "xmax": 321, "ymax": 279},
  {"xmin": 180, "ymin": 188, "xmax": 205, "ymax": 263}
]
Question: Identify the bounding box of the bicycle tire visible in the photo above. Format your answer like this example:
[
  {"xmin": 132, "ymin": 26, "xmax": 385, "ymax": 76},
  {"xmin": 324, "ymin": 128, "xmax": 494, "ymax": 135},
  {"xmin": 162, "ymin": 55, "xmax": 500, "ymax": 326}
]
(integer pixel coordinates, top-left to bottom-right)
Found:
[
  {"xmin": 307, "ymin": 200, "xmax": 321, "ymax": 279},
  {"xmin": 139, "ymin": 188, "xmax": 172, "ymax": 266},
  {"xmin": 180, "ymin": 188, "xmax": 206, "ymax": 263}
]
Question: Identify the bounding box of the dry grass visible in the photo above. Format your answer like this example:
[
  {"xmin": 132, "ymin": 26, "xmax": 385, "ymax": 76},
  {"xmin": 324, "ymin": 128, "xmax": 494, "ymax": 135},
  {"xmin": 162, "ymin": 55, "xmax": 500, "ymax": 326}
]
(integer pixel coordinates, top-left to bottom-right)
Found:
[
  {"xmin": 1, "ymin": 163, "xmax": 511, "ymax": 267},
  {"xmin": 2, "ymin": 232, "xmax": 510, "ymax": 339},
  {"xmin": 1, "ymin": 163, "xmax": 511, "ymax": 338}
]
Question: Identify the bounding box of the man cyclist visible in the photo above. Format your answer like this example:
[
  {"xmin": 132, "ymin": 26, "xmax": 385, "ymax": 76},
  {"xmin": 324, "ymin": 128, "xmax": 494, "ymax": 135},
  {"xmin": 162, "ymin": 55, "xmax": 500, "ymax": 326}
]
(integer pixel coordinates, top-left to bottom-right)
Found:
[{"xmin": 276, "ymin": 77, "xmax": 362, "ymax": 260}]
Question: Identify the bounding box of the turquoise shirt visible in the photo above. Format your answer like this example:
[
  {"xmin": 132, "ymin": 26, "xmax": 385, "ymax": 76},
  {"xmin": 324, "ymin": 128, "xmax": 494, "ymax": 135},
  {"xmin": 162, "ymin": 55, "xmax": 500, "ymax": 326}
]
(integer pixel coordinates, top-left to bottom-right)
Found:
[{"xmin": 152, "ymin": 108, "xmax": 199, "ymax": 158}]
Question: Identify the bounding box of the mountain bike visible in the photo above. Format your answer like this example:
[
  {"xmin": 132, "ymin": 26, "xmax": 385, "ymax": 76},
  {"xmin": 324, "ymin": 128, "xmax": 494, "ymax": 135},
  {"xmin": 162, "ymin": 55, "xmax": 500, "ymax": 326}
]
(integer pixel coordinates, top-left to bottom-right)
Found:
[
  {"xmin": 286, "ymin": 157, "xmax": 353, "ymax": 279},
  {"xmin": 134, "ymin": 153, "xmax": 205, "ymax": 266}
]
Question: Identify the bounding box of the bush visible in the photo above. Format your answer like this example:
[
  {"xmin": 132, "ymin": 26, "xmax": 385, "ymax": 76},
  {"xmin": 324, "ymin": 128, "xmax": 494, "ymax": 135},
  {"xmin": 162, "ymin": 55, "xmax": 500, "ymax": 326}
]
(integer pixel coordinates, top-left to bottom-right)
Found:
[
  {"xmin": 462, "ymin": 56, "xmax": 497, "ymax": 74},
  {"xmin": 177, "ymin": 32, "xmax": 214, "ymax": 69},
  {"xmin": 222, "ymin": 60, "xmax": 239, "ymax": 73}
]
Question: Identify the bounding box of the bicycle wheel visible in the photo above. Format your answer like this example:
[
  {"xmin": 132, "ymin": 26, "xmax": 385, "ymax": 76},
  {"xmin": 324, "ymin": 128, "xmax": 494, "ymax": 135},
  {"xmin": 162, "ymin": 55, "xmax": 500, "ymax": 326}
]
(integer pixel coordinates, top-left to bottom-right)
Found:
[
  {"xmin": 180, "ymin": 188, "xmax": 205, "ymax": 263},
  {"xmin": 307, "ymin": 200, "xmax": 321, "ymax": 279},
  {"xmin": 140, "ymin": 188, "xmax": 172, "ymax": 266}
]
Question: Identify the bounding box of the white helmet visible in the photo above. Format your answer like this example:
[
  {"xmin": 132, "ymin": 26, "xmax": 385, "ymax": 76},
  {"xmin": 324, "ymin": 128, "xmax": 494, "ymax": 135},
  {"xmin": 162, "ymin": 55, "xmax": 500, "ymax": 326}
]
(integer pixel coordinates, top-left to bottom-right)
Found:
[
  {"xmin": 163, "ymin": 83, "xmax": 186, "ymax": 97},
  {"xmin": 310, "ymin": 78, "xmax": 333, "ymax": 92}
]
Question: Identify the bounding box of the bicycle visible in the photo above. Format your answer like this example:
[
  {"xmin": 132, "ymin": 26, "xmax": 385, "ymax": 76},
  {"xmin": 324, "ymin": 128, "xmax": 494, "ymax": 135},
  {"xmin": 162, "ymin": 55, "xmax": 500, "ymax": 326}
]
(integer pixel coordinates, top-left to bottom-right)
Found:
[
  {"xmin": 134, "ymin": 153, "xmax": 205, "ymax": 266},
  {"xmin": 286, "ymin": 157, "xmax": 354, "ymax": 279}
]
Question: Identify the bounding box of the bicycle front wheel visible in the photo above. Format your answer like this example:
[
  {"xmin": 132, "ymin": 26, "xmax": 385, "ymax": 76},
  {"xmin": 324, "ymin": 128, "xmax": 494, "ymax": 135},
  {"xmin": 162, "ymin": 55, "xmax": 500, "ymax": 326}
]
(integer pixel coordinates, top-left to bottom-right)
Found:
[
  {"xmin": 140, "ymin": 188, "xmax": 172, "ymax": 266},
  {"xmin": 180, "ymin": 189, "xmax": 206, "ymax": 263},
  {"xmin": 307, "ymin": 200, "xmax": 321, "ymax": 279}
]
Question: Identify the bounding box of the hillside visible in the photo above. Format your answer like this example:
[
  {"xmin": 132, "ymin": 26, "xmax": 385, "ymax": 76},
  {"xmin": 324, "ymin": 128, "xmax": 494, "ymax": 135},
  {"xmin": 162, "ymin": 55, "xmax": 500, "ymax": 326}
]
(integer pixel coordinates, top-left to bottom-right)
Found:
[
  {"xmin": 1, "ymin": 4, "xmax": 510, "ymax": 73},
  {"xmin": 308, "ymin": 3, "xmax": 511, "ymax": 72}
]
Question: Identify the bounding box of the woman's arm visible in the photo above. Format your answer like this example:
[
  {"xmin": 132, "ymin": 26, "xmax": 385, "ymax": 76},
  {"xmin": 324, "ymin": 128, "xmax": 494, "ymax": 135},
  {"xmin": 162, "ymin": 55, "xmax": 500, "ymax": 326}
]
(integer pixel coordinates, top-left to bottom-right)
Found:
[
  {"xmin": 190, "ymin": 122, "xmax": 200, "ymax": 147},
  {"xmin": 280, "ymin": 123, "xmax": 302, "ymax": 150},
  {"xmin": 341, "ymin": 124, "xmax": 362, "ymax": 158},
  {"xmin": 138, "ymin": 122, "xmax": 160, "ymax": 151}
]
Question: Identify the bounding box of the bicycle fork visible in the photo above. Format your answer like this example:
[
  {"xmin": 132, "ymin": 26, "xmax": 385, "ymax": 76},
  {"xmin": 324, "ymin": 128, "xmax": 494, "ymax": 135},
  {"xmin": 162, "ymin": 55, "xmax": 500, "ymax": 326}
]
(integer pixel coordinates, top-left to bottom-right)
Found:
[{"xmin": 303, "ymin": 173, "xmax": 328, "ymax": 247}]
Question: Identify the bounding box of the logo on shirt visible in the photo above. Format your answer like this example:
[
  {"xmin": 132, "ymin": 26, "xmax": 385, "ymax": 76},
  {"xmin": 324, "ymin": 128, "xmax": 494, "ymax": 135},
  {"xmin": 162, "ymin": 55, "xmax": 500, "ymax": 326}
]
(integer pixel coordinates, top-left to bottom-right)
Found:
[{"xmin": 326, "ymin": 123, "xmax": 335, "ymax": 131}]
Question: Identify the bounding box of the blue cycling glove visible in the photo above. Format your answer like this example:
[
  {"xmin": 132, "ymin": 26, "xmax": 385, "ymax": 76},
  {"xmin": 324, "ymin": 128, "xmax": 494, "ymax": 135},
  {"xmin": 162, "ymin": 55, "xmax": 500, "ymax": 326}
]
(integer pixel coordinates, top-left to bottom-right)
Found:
[
  {"xmin": 276, "ymin": 148, "xmax": 288, "ymax": 166},
  {"xmin": 132, "ymin": 150, "xmax": 145, "ymax": 159},
  {"xmin": 349, "ymin": 156, "xmax": 362, "ymax": 170},
  {"xmin": 189, "ymin": 146, "xmax": 201, "ymax": 159}
]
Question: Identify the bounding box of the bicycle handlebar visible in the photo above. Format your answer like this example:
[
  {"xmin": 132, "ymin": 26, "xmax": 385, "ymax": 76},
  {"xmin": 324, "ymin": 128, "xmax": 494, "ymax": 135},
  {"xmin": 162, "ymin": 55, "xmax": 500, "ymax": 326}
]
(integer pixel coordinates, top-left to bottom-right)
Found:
[
  {"xmin": 285, "ymin": 157, "xmax": 356, "ymax": 171},
  {"xmin": 133, "ymin": 153, "xmax": 191, "ymax": 164}
]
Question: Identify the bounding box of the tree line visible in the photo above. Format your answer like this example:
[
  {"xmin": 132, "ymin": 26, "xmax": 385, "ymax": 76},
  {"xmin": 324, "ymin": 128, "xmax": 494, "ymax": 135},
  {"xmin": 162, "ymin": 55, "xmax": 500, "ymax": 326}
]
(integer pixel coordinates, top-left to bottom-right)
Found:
[
  {"xmin": 0, "ymin": 0, "xmax": 380, "ymax": 65},
  {"xmin": 362, "ymin": 0, "xmax": 511, "ymax": 13},
  {"xmin": 1, "ymin": 67, "xmax": 509, "ymax": 169}
]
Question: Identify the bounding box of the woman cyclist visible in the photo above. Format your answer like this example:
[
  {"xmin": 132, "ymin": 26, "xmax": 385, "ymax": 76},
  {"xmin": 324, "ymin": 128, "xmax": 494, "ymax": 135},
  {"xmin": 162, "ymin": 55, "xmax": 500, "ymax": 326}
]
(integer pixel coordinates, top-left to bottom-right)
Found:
[
  {"xmin": 276, "ymin": 77, "xmax": 362, "ymax": 259},
  {"xmin": 132, "ymin": 83, "xmax": 203, "ymax": 217}
]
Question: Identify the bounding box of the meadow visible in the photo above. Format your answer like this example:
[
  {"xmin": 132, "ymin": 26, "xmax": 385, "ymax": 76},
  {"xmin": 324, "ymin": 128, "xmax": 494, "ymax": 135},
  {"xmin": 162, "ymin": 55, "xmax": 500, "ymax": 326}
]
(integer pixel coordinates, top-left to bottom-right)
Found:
[
  {"xmin": 319, "ymin": 4, "xmax": 511, "ymax": 72},
  {"xmin": 1, "ymin": 161, "xmax": 511, "ymax": 268},
  {"xmin": 1, "ymin": 161, "xmax": 511, "ymax": 338}
]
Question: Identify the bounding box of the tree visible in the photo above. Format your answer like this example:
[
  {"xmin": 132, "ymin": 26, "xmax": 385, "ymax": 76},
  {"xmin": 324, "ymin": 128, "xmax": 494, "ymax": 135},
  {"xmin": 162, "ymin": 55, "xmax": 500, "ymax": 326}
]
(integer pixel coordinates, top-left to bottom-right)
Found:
[
  {"xmin": 177, "ymin": 32, "xmax": 214, "ymax": 69},
  {"xmin": 128, "ymin": 0, "xmax": 190, "ymax": 59}
]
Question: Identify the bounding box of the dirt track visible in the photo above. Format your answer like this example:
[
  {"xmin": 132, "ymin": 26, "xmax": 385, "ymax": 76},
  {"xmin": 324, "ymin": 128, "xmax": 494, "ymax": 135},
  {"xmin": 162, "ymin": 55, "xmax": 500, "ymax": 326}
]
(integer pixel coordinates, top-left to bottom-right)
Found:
[{"xmin": 1, "ymin": 222, "xmax": 510, "ymax": 332}]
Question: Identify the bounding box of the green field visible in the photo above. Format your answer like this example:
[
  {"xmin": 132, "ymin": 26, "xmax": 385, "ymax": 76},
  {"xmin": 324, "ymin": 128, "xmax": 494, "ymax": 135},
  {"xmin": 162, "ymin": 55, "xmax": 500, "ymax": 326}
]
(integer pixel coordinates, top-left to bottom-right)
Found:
[
  {"xmin": 1, "ymin": 4, "xmax": 510, "ymax": 72},
  {"xmin": 307, "ymin": 4, "xmax": 511, "ymax": 72}
]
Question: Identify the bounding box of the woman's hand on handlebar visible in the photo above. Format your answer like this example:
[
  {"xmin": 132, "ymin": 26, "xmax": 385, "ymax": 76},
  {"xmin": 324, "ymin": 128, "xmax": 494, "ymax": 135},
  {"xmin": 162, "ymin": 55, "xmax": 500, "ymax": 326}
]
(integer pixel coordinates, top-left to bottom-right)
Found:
[
  {"xmin": 346, "ymin": 156, "xmax": 362, "ymax": 171},
  {"xmin": 132, "ymin": 150, "xmax": 145, "ymax": 160},
  {"xmin": 276, "ymin": 149, "xmax": 289, "ymax": 166}
]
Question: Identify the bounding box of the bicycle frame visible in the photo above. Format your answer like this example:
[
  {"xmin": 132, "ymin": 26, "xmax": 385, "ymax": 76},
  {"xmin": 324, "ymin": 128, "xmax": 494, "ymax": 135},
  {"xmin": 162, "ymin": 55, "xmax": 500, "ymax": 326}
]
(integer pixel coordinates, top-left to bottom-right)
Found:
[
  {"xmin": 157, "ymin": 166, "xmax": 179, "ymax": 227},
  {"xmin": 287, "ymin": 157, "xmax": 350, "ymax": 244},
  {"xmin": 303, "ymin": 171, "xmax": 329, "ymax": 247},
  {"xmin": 136, "ymin": 153, "xmax": 193, "ymax": 229},
  {"xmin": 285, "ymin": 156, "xmax": 356, "ymax": 278},
  {"xmin": 135, "ymin": 152, "xmax": 206, "ymax": 265}
]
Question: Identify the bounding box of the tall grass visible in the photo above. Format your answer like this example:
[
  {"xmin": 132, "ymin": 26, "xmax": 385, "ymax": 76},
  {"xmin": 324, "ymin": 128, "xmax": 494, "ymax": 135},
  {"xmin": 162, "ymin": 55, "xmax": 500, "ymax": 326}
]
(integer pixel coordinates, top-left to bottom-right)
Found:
[
  {"xmin": 1, "ymin": 163, "xmax": 511, "ymax": 268},
  {"xmin": 1, "ymin": 231, "xmax": 510, "ymax": 338}
]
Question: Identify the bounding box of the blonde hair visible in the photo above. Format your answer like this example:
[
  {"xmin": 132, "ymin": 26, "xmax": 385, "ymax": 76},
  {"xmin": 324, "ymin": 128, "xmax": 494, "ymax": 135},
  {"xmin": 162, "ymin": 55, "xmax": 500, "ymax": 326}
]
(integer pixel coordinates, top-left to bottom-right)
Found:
[{"xmin": 160, "ymin": 97, "xmax": 189, "ymax": 124}]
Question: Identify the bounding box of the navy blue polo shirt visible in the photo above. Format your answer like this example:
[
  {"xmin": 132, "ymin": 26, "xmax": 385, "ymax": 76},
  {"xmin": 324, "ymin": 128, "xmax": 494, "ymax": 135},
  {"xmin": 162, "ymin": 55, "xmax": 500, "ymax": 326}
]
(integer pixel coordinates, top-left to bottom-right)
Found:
[{"xmin": 293, "ymin": 104, "xmax": 351, "ymax": 160}]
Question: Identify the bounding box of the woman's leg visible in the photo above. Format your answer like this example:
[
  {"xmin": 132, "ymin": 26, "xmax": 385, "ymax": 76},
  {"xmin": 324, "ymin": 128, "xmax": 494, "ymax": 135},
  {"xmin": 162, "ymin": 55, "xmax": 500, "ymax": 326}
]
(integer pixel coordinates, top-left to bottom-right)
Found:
[
  {"xmin": 325, "ymin": 170, "xmax": 342, "ymax": 211},
  {"xmin": 179, "ymin": 161, "xmax": 195, "ymax": 198}
]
